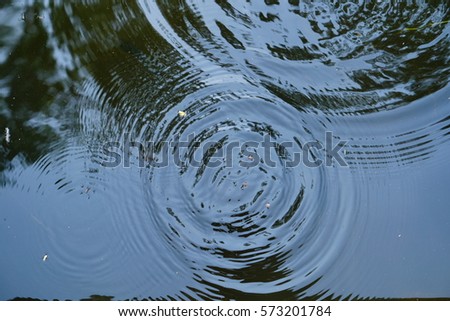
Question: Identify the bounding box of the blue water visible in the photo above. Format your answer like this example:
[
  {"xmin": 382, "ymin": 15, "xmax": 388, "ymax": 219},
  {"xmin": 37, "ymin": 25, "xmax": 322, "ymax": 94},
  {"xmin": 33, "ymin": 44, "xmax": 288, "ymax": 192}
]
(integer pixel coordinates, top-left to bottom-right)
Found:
[{"xmin": 0, "ymin": 0, "xmax": 449, "ymax": 300}]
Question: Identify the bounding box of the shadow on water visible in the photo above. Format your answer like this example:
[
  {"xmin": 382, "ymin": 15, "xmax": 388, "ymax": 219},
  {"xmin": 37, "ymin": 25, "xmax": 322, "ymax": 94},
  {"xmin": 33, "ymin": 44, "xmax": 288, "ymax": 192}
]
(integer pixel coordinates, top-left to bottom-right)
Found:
[
  {"xmin": 0, "ymin": 0, "xmax": 450, "ymax": 300},
  {"xmin": 0, "ymin": 2, "xmax": 72, "ymax": 176}
]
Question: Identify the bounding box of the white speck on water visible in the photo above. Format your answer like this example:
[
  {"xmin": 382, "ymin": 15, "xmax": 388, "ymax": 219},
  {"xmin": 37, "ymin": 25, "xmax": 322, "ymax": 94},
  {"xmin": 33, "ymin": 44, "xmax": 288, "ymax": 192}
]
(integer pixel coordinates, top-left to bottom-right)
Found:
[
  {"xmin": 42, "ymin": 254, "xmax": 48, "ymax": 262},
  {"xmin": 398, "ymin": 234, "xmax": 402, "ymax": 238},
  {"xmin": 5, "ymin": 127, "xmax": 10, "ymax": 143}
]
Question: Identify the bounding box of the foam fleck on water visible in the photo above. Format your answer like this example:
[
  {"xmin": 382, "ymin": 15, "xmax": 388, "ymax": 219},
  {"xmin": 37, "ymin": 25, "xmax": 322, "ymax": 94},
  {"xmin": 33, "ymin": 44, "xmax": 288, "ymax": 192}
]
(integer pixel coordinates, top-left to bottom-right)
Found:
[{"xmin": 5, "ymin": 127, "xmax": 10, "ymax": 143}]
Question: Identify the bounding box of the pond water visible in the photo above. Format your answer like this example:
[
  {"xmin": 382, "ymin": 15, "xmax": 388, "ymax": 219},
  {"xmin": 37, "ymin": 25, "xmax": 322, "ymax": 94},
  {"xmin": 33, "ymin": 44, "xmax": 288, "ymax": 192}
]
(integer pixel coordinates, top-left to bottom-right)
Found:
[{"xmin": 0, "ymin": 0, "xmax": 449, "ymax": 300}]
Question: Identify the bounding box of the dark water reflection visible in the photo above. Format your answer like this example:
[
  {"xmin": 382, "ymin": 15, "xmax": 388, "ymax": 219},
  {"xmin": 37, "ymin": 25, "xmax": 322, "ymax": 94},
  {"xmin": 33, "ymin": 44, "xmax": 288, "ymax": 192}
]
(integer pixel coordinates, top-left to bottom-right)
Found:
[{"xmin": 0, "ymin": 0, "xmax": 449, "ymax": 300}]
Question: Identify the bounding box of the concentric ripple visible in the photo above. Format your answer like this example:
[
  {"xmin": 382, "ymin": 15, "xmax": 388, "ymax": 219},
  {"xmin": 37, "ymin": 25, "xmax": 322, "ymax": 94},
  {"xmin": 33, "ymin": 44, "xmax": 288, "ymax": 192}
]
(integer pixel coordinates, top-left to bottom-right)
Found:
[
  {"xmin": 141, "ymin": 0, "xmax": 450, "ymax": 112},
  {"xmin": 2, "ymin": 0, "xmax": 450, "ymax": 301},
  {"xmin": 139, "ymin": 85, "xmax": 356, "ymax": 297}
]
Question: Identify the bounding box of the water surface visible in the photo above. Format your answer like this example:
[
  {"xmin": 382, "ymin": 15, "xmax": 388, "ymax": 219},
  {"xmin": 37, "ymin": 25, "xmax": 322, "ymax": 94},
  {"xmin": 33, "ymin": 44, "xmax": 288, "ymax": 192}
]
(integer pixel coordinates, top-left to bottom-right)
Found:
[{"xmin": 0, "ymin": 0, "xmax": 450, "ymax": 300}]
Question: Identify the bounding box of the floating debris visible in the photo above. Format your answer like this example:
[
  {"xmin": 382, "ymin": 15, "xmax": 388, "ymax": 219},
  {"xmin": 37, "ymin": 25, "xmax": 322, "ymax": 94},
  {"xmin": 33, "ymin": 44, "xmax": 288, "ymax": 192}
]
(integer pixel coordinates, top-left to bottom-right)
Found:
[
  {"xmin": 403, "ymin": 19, "xmax": 450, "ymax": 32},
  {"xmin": 5, "ymin": 127, "xmax": 10, "ymax": 143},
  {"xmin": 42, "ymin": 254, "xmax": 48, "ymax": 262},
  {"xmin": 21, "ymin": 12, "xmax": 43, "ymax": 21},
  {"xmin": 265, "ymin": 202, "xmax": 271, "ymax": 209},
  {"xmin": 80, "ymin": 185, "xmax": 93, "ymax": 199},
  {"xmin": 178, "ymin": 110, "xmax": 186, "ymax": 118}
]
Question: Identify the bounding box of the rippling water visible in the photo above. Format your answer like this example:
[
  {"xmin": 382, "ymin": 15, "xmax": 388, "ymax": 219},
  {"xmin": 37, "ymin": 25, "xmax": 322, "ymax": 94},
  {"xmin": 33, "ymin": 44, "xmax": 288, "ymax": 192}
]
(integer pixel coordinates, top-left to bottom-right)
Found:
[{"xmin": 0, "ymin": 1, "xmax": 450, "ymax": 300}]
